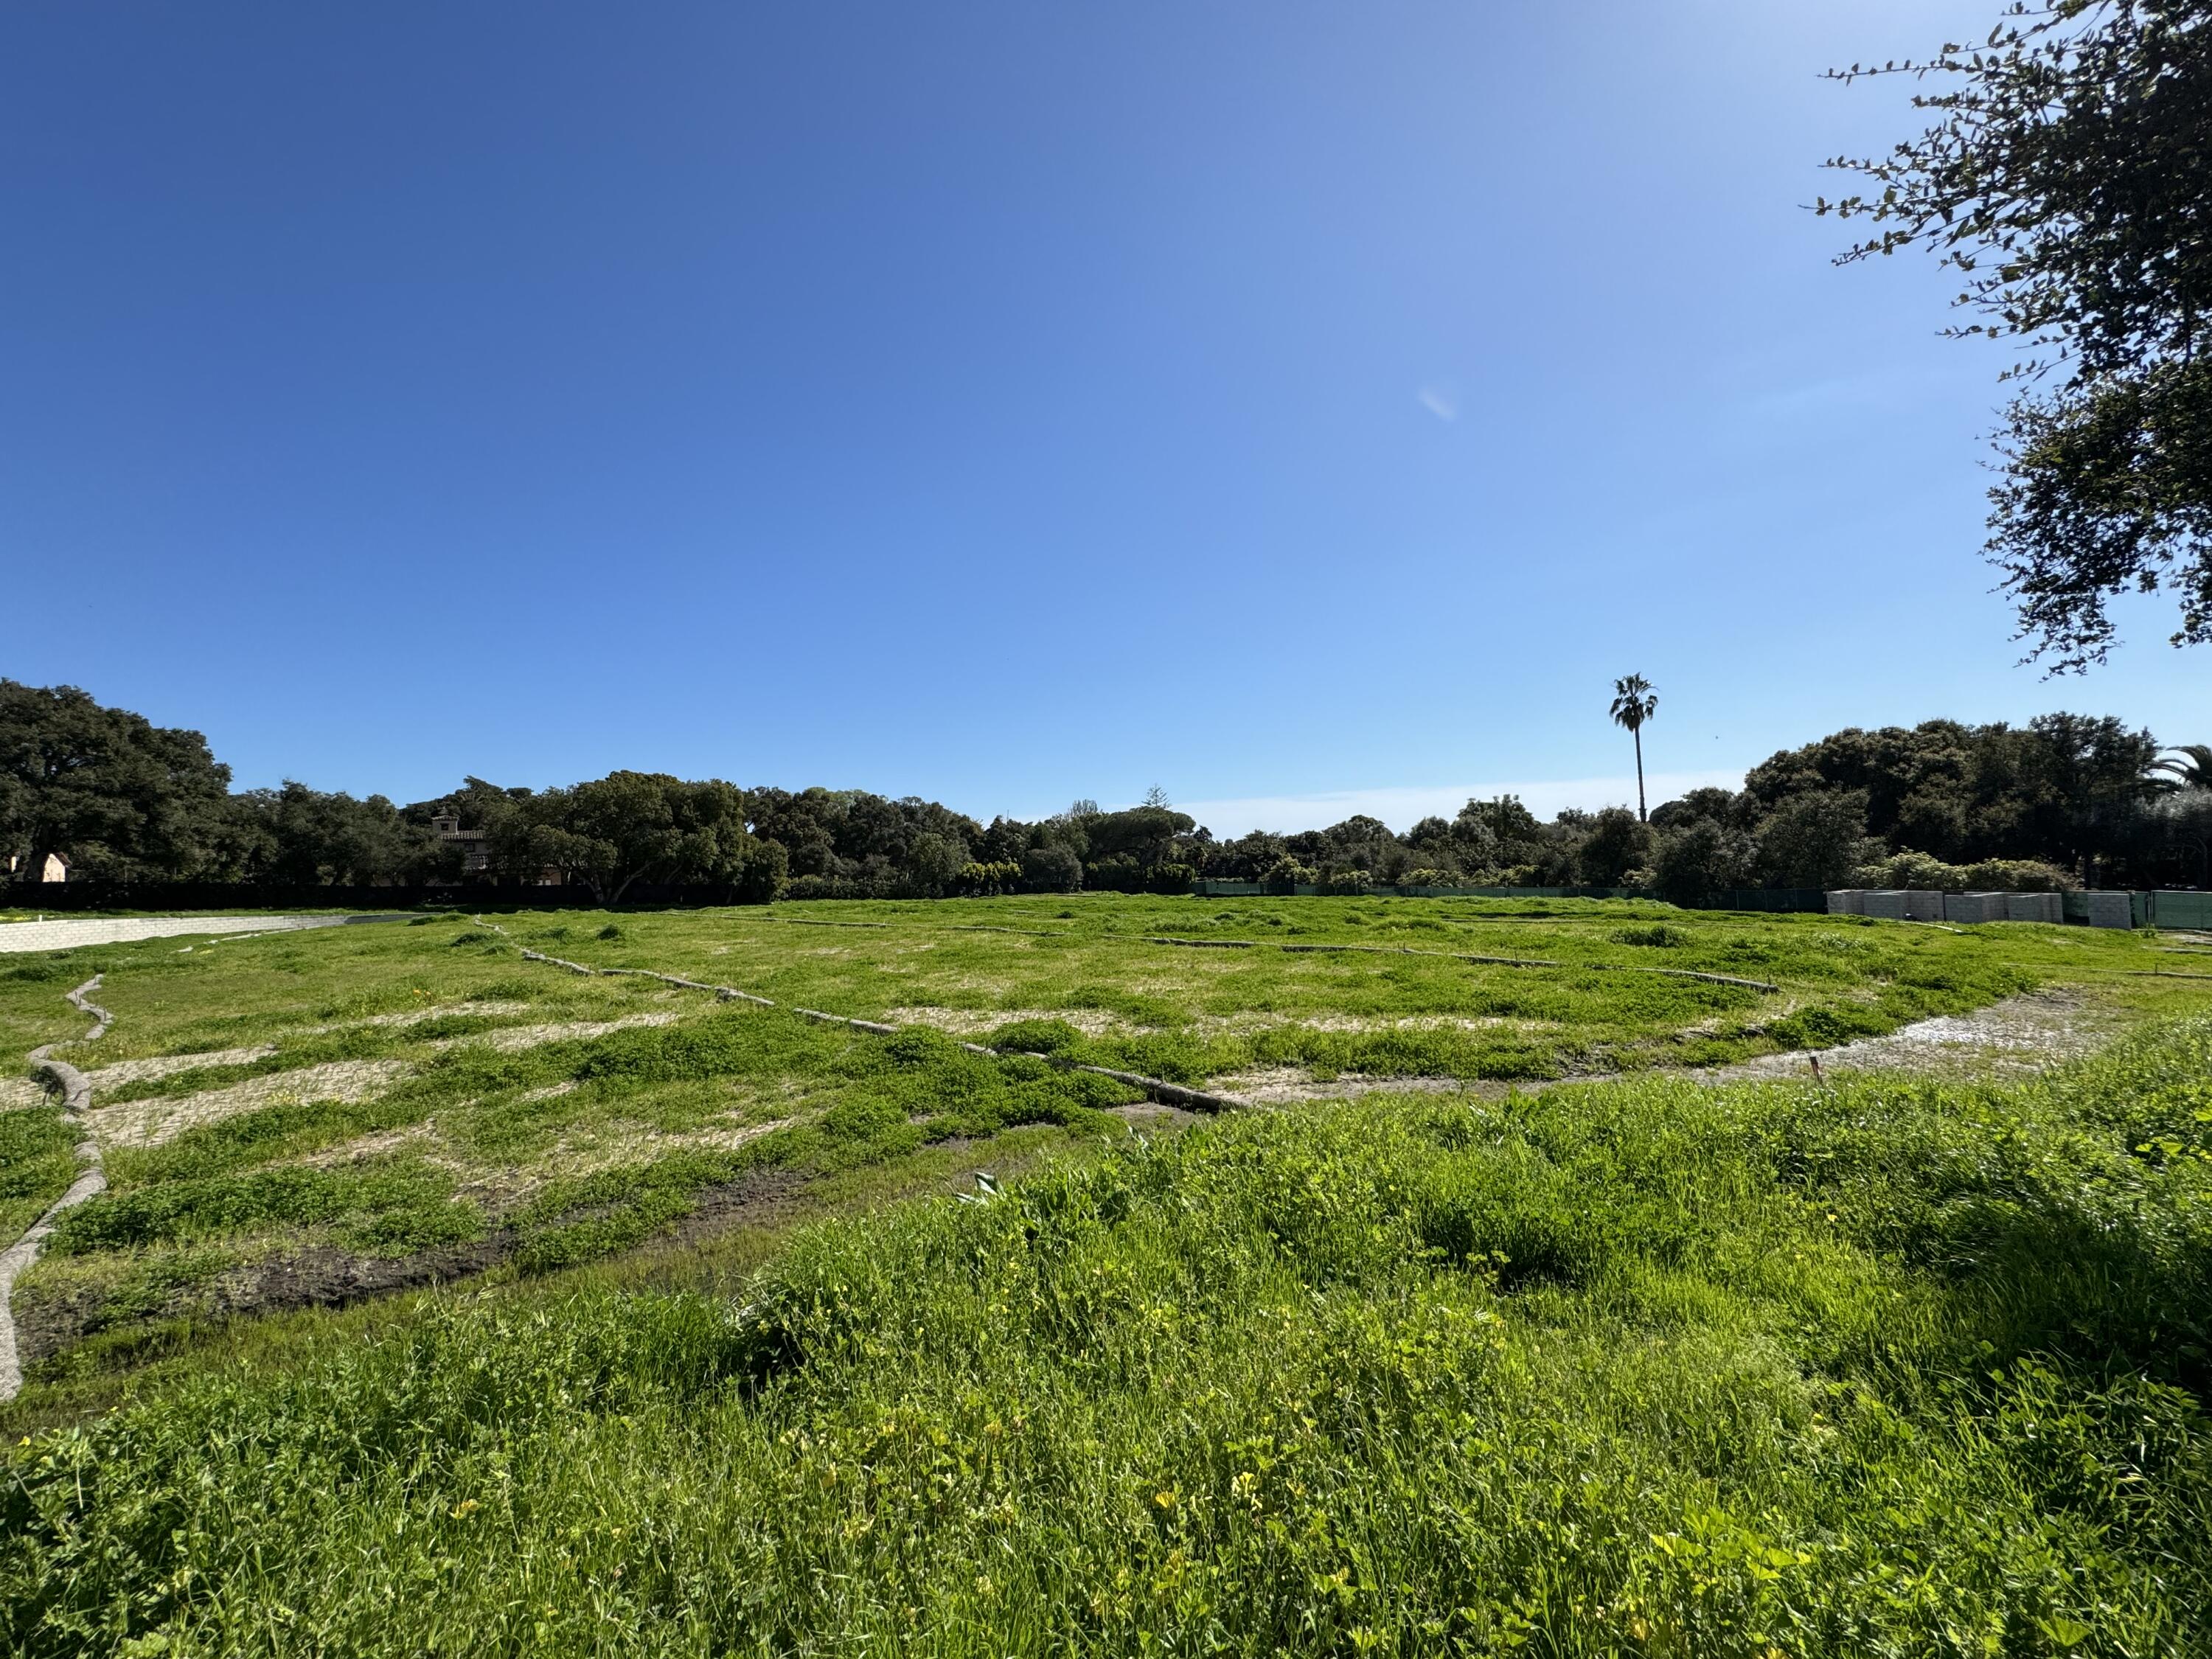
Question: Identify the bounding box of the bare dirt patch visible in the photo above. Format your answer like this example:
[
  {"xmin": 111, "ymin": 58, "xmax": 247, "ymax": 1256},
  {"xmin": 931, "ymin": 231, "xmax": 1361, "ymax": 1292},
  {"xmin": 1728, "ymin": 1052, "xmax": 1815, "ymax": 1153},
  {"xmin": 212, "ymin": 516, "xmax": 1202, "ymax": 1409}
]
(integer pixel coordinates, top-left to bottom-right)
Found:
[
  {"xmin": 299, "ymin": 1001, "xmax": 533, "ymax": 1035},
  {"xmin": 87, "ymin": 1060, "xmax": 415, "ymax": 1148},
  {"xmin": 1206, "ymin": 990, "xmax": 2119, "ymax": 1103},
  {"xmin": 437, "ymin": 1012, "xmax": 678, "ymax": 1053},
  {"xmin": 656, "ymin": 1168, "xmax": 812, "ymax": 1252},
  {"xmin": 83, "ymin": 1045, "xmax": 278, "ymax": 1090},
  {"xmin": 296, "ymin": 1121, "xmax": 445, "ymax": 1169},
  {"xmin": 1712, "ymin": 989, "xmax": 2112, "ymax": 1083},
  {"xmin": 1109, "ymin": 1101, "xmax": 1203, "ymax": 1130},
  {"xmin": 501, "ymin": 1115, "xmax": 801, "ymax": 1192},
  {"xmin": 883, "ymin": 1006, "xmax": 1138, "ymax": 1037},
  {"xmin": 15, "ymin": 1236, "xmax": 512, "ymax": 1368},
  {"xmin": 1206, "ymin": 1067, "xmax": 1478, "ymax": 1105},
  {"xmin": 1192, "ymin": 1012, "xmax": 1548, "ymax": 1037}
]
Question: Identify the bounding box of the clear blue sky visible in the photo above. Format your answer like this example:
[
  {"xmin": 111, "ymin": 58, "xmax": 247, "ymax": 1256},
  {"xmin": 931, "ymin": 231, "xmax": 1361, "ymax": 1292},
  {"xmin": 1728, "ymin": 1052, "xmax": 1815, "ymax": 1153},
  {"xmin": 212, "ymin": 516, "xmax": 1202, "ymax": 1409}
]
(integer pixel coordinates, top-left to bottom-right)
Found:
[{"xmin": 4, "ymin": 1, "xmax": 2201, "ymax": 834}]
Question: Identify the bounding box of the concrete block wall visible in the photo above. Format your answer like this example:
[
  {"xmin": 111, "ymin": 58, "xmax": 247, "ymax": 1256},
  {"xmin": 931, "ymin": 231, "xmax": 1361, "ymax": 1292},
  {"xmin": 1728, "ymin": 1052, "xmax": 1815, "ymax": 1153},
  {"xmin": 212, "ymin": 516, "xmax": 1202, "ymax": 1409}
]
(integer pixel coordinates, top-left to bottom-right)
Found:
[
  {"xmin": 1943, "ymin": 892, "xmax": 2007, "ymax": 924},
  {"xmin": 1826, "ymin": 889, "xmax": 1868, "ymax": 915},
  {"xmin": 2004, "ymin": 891, "xmax": 2064, "ymax": 924},
  {"xmin": 2083, "ymin": 891, "xmax": 2134, "ymax": 929},
  {"xmin": 1863, "ymin": 891, "xmax": 1908, "ymax": 921},
  {"xmin": 1901, "ymin": 890, "xmax": 1947, "ymax": 922}
]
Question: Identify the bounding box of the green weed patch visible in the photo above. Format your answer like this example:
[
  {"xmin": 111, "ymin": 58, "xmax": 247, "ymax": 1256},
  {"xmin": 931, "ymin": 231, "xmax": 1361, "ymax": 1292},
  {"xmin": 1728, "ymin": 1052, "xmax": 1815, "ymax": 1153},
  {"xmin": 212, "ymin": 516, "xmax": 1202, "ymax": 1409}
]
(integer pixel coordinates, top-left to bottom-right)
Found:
[
  {"xmin": 6, "ymin": 1022, "xmax": 2210, "ymax": 1653},
  {"xmin": 0, "ymin": 1105, "xmax": 78, "ymax": 1243}
]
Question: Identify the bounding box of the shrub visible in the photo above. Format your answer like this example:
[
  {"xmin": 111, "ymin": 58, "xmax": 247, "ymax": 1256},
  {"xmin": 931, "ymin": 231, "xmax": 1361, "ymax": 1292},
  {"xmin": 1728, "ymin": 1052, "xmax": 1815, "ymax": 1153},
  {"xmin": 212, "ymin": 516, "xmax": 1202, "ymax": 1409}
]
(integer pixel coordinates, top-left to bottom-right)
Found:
[
  {"xmin": 902, "ymin": 832, "xmax": 967, "ymax": 899},
  {"xmin": 1853, "ymin": 851, "xmax": 2077, "ymax": 892},
  {"xmin": 956, "ymin": 860, "xmax": 1023, "ymax": 897},
  {"xmin": 1021, "ymin": 845, "xmax": 1083, "ymax": 894},
  {"xmin": 1961, "ymin": 857, "xmax": 2079, "ymax": 892},
  {"xmin": 1083, "ymin": 854, "xmax": 1143, "ymax": 894},
  {"xmin": 729, "ymin": 835, "xmax": 790, "ymax": 904},
  {"xmin": 1652, "ymin": 820, "xmax": 1757, "ymax": 906},
  {"xmin": 1755, "ymin": 788, "xmax": 1879, "ymax": 889},
  {"xmin": 784, "ymin": 874, "xmax": 866, "ymax": 902},
  {"xmin": 1260, "ymin": 857, "xmax": 1315, "ymax": 895},
  {"xmin": 1144, "ymin": 862, "xmax": 1196, "ymax": 895}
]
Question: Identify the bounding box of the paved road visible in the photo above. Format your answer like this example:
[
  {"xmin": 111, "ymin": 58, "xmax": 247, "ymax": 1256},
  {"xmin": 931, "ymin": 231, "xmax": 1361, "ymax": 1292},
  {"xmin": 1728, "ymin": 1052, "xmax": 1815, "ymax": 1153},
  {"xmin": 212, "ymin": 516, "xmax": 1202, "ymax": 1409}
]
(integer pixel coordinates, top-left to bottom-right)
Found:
[{"xmin": 0, "ymin": 914, "xmax": 409, "ymax": 954}]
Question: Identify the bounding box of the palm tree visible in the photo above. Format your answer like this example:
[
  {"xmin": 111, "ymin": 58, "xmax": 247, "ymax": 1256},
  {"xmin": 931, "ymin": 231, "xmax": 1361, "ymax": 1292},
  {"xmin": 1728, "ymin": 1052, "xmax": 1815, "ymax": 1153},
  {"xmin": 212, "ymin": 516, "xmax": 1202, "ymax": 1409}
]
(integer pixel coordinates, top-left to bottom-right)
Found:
[
  {"xmin": 2149, "ymin": 744, "xmax": 2212, "ymax": 793},
  {"xmin": 1610, "ymin": 674, "xmax": 1659, "ymax": 823}
]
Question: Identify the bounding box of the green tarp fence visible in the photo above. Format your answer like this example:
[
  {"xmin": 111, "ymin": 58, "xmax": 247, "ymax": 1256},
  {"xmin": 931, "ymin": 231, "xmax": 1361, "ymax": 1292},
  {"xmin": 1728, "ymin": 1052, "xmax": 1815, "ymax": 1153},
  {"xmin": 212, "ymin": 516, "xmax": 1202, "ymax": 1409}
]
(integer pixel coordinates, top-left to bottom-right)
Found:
[{"xmin": 2137, "ymin": 890, "xmax": 2212, "ymax": 929}]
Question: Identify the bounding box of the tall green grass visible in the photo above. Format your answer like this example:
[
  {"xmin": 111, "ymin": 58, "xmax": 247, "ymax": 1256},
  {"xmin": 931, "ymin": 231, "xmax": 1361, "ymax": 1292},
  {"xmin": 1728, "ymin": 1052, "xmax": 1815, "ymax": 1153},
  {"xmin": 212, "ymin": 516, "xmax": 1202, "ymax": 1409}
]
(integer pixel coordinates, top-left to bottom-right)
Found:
[
  {"xmin": 6, "ymin": 1022, "xmax": 2207, "ymax": 1655},
  {"xmin": 0, "ymin": 1104, "xmax": 77, "ymax": 1242}
]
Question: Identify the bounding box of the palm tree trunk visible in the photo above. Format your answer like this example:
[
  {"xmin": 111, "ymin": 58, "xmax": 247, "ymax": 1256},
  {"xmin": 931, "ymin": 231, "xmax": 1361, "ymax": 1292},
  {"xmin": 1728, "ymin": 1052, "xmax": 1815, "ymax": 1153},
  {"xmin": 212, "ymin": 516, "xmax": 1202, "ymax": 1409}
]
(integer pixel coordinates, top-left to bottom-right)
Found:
[{"xmin": 1633, "ymin": 727, "xmax": 1646, "ymax": 823}]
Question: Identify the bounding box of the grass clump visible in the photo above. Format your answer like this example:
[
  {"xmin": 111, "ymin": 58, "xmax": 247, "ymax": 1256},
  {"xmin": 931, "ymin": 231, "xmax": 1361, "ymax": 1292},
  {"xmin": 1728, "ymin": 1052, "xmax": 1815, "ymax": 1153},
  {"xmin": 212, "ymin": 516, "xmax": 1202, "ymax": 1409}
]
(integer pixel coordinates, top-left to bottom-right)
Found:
[
  {"xmin": 0, "ymin": 1105, "xmax": 79, "ymax": 1242},
  {"xmin": 49, "ymin": 1158, "xmax": 482, "ymax": 1259},
  {"xmin": 6, "ymin": 1024, "xmax": 2210, "ymax": 1654}
]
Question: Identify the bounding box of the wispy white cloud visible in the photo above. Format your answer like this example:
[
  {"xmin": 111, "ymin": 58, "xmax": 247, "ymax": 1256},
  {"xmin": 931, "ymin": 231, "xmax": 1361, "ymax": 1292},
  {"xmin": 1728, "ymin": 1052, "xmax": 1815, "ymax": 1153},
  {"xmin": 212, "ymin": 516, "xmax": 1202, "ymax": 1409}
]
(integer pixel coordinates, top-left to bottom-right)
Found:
[
  {"xmin": 1416, "ymin": 384, "xmax": 1458, "ymax": 422},
  {"xmin": 1178, "ymin": 769, "xmax": 1745, "ymax": 838}
]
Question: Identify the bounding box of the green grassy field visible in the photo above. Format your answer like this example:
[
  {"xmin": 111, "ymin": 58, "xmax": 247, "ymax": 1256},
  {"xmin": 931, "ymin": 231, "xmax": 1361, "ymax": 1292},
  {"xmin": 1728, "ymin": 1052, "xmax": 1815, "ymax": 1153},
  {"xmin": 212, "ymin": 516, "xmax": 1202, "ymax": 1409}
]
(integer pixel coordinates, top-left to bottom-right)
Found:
[{"xmin": 4, "ymin": 896, "xmax": 2209, "ymax": 1653}]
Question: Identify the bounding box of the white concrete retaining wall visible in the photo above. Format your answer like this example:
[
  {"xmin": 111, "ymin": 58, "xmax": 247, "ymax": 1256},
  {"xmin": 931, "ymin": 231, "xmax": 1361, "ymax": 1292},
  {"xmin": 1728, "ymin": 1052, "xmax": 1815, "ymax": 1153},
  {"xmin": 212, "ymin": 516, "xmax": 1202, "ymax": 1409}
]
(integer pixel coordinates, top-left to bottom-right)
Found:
[{"xmin": 1901, "ymin": 890, "xmax": 1947, "ymax": 922}]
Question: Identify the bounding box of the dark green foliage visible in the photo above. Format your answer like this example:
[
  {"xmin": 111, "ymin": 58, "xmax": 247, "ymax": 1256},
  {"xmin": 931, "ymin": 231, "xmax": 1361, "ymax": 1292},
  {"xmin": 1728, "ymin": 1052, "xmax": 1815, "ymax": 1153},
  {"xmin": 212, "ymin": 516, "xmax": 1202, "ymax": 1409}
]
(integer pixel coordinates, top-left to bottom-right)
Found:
[
  {"xmin": 1754, "ymin": 787, "xmax": 1877, "ymax": 889},
  {"xmin": 4, "ymin": 672, "xmax": 2197, "ymax": 897},
  {"xmin": 1576, "ymin": 804, "xmax": 1650, "ymax": 885},
  {"xmin": 1744, "ymin": 712, "xmax": 2157, "ymax": 872},
  {"xmin": 229, "ymin": 782, "xmax": 448, "ymax": 885},
  {"xmin": 1020, "ymin": 844, "xmax": 1082, "ymax": 893},
  {"xmin": 1821, "ymin": 1, "xmax": 2212, "ymax": 668},
  {"xmin": 0, "ymin": 681, "xmax": 236, "ymax": 881}
]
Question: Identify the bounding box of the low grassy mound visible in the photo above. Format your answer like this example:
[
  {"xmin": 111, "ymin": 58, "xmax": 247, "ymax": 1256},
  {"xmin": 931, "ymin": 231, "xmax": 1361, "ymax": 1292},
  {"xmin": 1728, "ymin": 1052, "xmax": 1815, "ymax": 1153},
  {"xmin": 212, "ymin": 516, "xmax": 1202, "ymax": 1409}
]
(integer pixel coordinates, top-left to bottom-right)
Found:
[{"xmin": 6, "ymin": 1025, "xmax": 2211, "ymax": 1655}]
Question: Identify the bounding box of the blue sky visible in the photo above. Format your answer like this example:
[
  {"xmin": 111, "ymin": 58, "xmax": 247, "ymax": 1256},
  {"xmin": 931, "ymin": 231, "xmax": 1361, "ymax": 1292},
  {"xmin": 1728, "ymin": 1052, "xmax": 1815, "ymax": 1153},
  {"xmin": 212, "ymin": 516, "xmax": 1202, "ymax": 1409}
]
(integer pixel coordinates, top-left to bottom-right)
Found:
[{"xmin": 4, "ymin": 1, "xmax": 2202, "ymax": 835}]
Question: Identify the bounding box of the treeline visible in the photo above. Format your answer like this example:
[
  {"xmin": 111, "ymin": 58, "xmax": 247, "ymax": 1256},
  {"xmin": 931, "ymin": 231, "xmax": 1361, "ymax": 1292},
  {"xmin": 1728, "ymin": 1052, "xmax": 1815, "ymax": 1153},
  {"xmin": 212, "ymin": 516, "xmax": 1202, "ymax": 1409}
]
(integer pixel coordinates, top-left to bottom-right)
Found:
[{"xmin": 4, "ymin": 681, "xmax": 2205, "ymax": 902}]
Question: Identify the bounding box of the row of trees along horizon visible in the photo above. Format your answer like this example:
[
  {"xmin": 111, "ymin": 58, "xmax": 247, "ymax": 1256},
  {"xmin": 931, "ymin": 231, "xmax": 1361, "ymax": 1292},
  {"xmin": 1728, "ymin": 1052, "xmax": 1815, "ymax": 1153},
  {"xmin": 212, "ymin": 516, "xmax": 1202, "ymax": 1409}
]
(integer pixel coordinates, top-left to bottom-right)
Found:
[{"xmin": 6, "ymin": 678, "xmax": 2211, "ymax": 907}]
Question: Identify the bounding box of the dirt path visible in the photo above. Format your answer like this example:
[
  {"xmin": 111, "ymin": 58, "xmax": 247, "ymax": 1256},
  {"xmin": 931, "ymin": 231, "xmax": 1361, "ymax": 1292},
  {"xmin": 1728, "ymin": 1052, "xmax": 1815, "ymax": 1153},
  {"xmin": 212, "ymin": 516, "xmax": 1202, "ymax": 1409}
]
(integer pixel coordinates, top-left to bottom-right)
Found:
[
  {"xmin": 1210, "ymin": 990, "xmax": 2118, "ymax": 1104},
  {"xmin": 1706, "ymin": 987, "xmax": 2114, "ymax": 1083},
  {"xmin": 1, "ymin": 977, "xmax": 113, "ymax": 1401}
]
